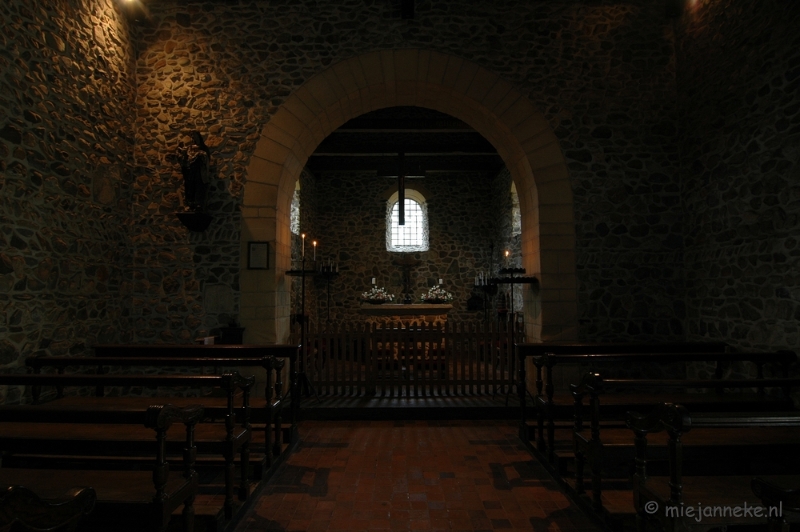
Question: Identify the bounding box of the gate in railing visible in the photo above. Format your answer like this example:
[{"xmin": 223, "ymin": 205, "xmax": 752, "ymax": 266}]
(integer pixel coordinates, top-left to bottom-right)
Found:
[{"xmin": 291, "ymin": 321, "xmax": 524, "ymax": 398}]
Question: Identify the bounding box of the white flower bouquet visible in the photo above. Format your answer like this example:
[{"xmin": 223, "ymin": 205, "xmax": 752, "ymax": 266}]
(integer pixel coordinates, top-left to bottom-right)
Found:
[
  {"xmin": 361, "ymin": 286, "xmax": 395, "ymax": 304},
  {"xmin": 420, "ymin": 285, "xmax": 453, "ymax": 304}
]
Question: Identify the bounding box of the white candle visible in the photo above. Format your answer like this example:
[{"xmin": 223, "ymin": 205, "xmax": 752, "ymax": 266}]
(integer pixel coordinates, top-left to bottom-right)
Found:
[
  {"xmin": 312, "ymin": 240, "xmax": 317, "ymax": 261},
  {"xmin": 438, "ymin": 278, "xmax": 442, "ymax": 285},
  {"xmin": 372, "ymin": 277, "xmax": 376, "ymax": 285},
  {"xmin": 301, "ymin": 234, "xmax": 305, "ymax": 258},
  {"xmin": 505, "ymin": 250, "xmax": 509, "ymax": 267}
]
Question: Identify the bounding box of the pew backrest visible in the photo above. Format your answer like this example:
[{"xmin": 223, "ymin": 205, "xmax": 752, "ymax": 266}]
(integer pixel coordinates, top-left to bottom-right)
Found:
[
  {"xmin": 627, "ymin": 402, "xmax": 800, "ymax": 511},
  {"xmin": 0, "ymin": 371, "xmax": 254, "ymax": 411},
  {"xmin": 92, "ymin": 344, "xmax": 298, "ymax": 359}
]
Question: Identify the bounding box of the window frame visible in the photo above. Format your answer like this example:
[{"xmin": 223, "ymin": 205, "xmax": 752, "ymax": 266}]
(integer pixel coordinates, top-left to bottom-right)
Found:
[{"xmin": 386, "ymin": 189, "xmax": 429, "ymax": 252}]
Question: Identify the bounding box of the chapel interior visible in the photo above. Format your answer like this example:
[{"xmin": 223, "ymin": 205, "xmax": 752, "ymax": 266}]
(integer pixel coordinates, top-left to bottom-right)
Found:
[{"xmin": 1, "ymin": 0, "xmax": 799, "ymax": 531}]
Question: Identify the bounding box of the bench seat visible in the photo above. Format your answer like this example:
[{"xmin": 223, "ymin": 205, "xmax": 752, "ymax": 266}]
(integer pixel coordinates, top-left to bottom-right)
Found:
[
  {"xmin": 538, "ymin": 391, "xmax": 792, "ymax": 418},
  {"xmin": 0, "ymin": 421, "xmax": 248, "ymax": 454}
]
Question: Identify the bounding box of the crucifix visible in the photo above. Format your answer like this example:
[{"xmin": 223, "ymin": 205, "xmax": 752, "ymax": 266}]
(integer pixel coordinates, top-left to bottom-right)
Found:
[
  {"xmin": 398, "ymin": 152, "xmax": 405, "ymax": 225},
  {"xmin": 377, "ymin": 153, "xmax": 425, "ymax": 227},
  {"xmin": 393, "ymin": 255, "xmax": 422, "ymax": 304}
]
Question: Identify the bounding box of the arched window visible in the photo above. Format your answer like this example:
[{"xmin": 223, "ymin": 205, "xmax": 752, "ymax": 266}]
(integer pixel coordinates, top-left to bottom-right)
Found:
[
  {"xmin": 386, "ymin": 189, "xmax": 428, "ymax": 252},
  {"xmin": 290, "ymin": 184, "xmax": 300, "ymax": 235},
  {"xmin": 510, "ymin": 181, "xmax": 521, "ymax": 236}
]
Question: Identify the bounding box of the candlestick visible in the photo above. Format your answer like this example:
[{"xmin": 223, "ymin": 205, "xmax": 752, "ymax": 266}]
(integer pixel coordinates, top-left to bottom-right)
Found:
[
  {"xmin": 301, "ymin": 233, "xmax": 305, "ymax": 258},
  {"xmin": 312, "ymin": 240, "xmax": 317, "ymax": 261}
]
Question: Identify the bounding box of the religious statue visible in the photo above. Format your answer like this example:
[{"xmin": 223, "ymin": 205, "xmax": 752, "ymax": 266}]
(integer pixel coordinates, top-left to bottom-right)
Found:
[{"xmin": 176, "ymin": 131, "xmax": 211, "ymax": 212}]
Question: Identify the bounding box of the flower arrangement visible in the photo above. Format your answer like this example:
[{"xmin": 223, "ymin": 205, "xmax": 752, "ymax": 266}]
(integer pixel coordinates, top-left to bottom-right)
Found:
[
  {"xmin": 361, "ymin": 286, "xmax": 395, "ymax": 304},
  {"xmin": 420, "ymin": 285, "xmax": 454, "ymax": 304}
]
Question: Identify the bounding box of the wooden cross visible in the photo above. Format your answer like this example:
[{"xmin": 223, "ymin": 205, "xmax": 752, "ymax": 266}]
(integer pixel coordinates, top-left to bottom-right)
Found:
[
  {"xmin": 377, "ymin": 152, "xmax": 425, "ymax": 227},
  {"xmin": 392, "ymin": 255, "xmax": 422, "ymax": 304},
  {"xmin": 398, "ymin": 152, "xmax": 405, "ymax": 226}
]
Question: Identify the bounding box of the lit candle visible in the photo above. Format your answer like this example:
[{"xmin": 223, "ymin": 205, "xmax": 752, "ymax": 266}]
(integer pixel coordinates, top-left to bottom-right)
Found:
[
  {"xmin": 301, "ymin": 233, "xmax": 305, "ymax": 258},
  {"xmin": 312, "ymin": 240, "xmax": 317, "ymax": 261},
  {"xmin": 505, "ymin": 250, "xmax": 509, "ymax": 267}
]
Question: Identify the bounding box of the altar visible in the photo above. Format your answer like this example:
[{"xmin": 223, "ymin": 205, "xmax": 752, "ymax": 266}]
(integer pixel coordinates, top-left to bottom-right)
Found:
[{"xmin": 359, "ymin": 303, "xmax": 452, "ymax": 327}]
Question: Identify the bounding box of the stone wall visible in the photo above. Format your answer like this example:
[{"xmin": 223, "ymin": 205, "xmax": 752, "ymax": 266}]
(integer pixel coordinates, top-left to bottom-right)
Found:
[
  {"xmin": 0, "ymin": 0, "xmax": 136, "ymax": 402},
  {"xmin": 133, "ymin": 0, "xmax": 684, "ymax": 343},
  {"xmin": 4, "ymin": 0, "xmax": 796, "ymax": 400},
  {"xmin": 677, "ymin": 0, "xmax": 800, "ymax": 354}
]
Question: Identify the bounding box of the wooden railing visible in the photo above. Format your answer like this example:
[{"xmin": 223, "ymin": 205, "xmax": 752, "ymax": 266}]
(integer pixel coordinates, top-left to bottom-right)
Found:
[{"xmin": 291, "ymin": 321, "xmax": 524, "ymax": 398}]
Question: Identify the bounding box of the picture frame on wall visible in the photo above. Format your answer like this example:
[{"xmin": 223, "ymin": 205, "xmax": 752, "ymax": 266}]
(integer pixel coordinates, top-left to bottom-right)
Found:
[{"xmin": 248, "ymin": 241, "xmax": 270, "ymax": 270}]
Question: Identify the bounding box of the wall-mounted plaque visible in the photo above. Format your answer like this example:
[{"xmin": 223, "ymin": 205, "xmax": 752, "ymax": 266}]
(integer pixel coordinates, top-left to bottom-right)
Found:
[{"xmin": 248, "ymin": 241, "xmax": 270, "ymax": 270}]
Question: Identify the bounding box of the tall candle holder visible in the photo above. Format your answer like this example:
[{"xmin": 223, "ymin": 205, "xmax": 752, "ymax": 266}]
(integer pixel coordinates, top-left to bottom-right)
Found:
[
  {"xmin": 317, "ymin": 261, "xmax": 339, "ymax": 324},
  {"xmin": 286, "ymin": 257, "xmax": 320, "ymax": 401}
]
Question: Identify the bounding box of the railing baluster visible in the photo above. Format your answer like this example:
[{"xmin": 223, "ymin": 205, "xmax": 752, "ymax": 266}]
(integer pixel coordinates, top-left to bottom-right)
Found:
[{"xmin": 292, "ymin": 320, "xmax": 526, "ymax": 398}]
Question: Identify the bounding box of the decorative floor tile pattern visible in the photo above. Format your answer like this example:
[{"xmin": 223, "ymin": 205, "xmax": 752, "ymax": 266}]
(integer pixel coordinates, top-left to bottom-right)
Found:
[{"xmin": 234, "ymin": 420, "xmax": 601, "ymax": 532}]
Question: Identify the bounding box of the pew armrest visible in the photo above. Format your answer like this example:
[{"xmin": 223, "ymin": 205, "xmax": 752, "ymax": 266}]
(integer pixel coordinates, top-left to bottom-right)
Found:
[
  {"xmin": 0, "ymin": 485, "xmax": 96, "ymax": 532},
  {"xmin": 752, "ymin": 478, "xmax": 800, "ymax": 514},
  {"xmin": 145, "ymin": 404, "xmax": 203, "ymax": 504}
]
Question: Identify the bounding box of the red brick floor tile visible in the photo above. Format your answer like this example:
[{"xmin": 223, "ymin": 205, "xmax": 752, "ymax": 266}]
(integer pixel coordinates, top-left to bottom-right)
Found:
[{"xmin": 232, "ymin": 421, "xmax": 603, "ymax": 532}]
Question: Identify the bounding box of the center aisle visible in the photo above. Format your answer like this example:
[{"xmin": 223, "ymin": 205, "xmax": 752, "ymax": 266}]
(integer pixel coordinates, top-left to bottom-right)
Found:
[{"xmin": 234, "ymin": 420, "xmax": 600, "ymax": 532}]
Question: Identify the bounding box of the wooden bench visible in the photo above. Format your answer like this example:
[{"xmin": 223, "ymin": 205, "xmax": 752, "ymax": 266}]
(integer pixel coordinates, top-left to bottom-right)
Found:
[
  {"xmin": 515, "ymin": 342, "xmax": 729, "ymax": 440},
  {"xmin": 0, "ymin": 372, "xmax": 254, "ymax": 520},
  {"xmin": 519, "ymin": 346, "xmax": 794, "ymax": 461},
  {"xmin": 628, "ymin": 403, "xmax": 800, "ymax": 532},
  {"xmin": 25, "ymin": 355, "xmax": 291, "ymax": 469},
  {"xmin": 569, "ymin": 373, "xmax": 800, "ymax": 514},
  {"xmin": 0, "ymin": 484, "xmax": 95, "ymax": 532},
  {"xmin": 89, "ymin": 343, "xmax": 300, "ymax": 447},
  {"xmin": 0, "ymin": 404, "xmax": 203, "ymax": 532}
]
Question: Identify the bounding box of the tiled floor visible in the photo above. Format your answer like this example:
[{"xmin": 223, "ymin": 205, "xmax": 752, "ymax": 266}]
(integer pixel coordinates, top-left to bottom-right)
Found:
[{"xmin": 234, "ymin": 420, "xmax": 601, "ymax": 532}]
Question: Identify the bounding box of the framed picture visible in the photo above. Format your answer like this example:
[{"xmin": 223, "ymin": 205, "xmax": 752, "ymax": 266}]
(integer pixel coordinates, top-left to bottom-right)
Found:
[{"xmin": 248, "ymin": 241, "xmax": 270, "ymax": 270}]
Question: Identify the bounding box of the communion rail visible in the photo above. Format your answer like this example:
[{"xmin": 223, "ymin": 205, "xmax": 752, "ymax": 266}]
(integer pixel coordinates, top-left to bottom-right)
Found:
[{"xmin": 291, "ymin": 321, "xmax": 524, "ymax": 398}]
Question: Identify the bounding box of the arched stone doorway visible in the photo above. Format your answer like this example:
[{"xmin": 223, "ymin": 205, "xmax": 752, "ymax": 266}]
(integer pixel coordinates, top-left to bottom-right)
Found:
[{"xmin": 240, "ymin": 49, "xmax": 577, "ymax": 344}]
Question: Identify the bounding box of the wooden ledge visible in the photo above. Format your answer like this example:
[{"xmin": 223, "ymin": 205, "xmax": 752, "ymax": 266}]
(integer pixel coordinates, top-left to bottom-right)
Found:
[{"xmin": 359, "ymin": 304, "xmax": 453, "ymax": 316}]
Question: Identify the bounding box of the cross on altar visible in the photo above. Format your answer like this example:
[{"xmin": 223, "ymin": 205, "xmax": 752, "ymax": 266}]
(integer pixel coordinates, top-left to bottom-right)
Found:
[{"xmin": 392, "ymin": 255, "xmax": 422, "ymax": 304}]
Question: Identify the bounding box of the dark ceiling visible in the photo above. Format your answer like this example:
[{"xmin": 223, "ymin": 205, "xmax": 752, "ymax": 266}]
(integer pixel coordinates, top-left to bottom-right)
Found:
[{"xmin": 305, "ymin": 106, "xmax": 505, "ymax": 176}]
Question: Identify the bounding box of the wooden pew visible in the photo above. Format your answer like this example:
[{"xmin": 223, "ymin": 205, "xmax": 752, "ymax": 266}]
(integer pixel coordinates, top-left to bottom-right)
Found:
[
  {"xmin": 570, "ymin": 373, "xmax": 800, "ymax": 514},
  {"xmin": 521, "ymin": 347, "xmax": 795, "ymax": 461},
  {"xmin": 0, "ymin": 404, "xmax": 203, "ymax": 532},
  {"xmin": 25, "ymin": 355, "xmax": 290, "ymax": 468},
  {"xmin": 90, "ymin": 343, "xmax": 300, "ymax": 444},
  {"xmin": 0, "ymin": 485, "xmax": 96, "ymax": 532},
  {"xmin": 515, "ymin": 342, "xmax": 729, "ymax": 442},
  {"xmin": 0, "ymin": 372, "xmax": 253, "ymax": 520},
  {"xmin": 628, "ymin": 403, "xmax": 800, "ymax": 532}
]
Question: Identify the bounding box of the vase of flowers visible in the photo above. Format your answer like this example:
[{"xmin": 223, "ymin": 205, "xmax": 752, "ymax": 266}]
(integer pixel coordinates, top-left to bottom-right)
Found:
[
  {"xmin": 361, "ymin": 286, "xmax": 395, "ymax": 304},
  {"xmin": 420, "ymin": 285, "xmax": 454, "ymax": 304}
]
